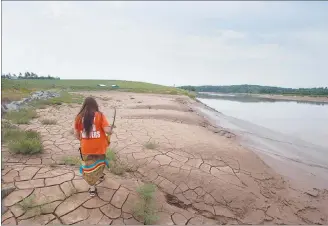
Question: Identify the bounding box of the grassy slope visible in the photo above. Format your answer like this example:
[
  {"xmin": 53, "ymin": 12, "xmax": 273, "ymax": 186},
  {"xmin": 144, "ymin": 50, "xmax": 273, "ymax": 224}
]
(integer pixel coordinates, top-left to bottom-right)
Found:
[{"xmin": 1, "ymin": 79, "xmax": 195, "ymax": 102}]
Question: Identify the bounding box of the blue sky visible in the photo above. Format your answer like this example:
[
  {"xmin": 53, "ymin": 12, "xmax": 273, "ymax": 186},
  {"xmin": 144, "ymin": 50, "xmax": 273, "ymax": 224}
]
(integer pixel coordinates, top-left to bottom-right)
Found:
[{"xmin": 2, "ymin": 1, "xmax": 328, "ymax": 87}]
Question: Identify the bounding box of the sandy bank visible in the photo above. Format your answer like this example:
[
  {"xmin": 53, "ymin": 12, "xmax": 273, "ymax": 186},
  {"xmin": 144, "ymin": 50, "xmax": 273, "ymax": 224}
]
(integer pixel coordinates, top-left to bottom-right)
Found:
[{"xmin": 2, "ymin": 91, "xmax": 328, "ymax": 225}]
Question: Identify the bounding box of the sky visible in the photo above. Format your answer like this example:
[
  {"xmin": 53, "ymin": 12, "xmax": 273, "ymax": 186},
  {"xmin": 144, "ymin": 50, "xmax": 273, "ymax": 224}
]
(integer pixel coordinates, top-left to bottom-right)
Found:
[{"xmin": 2, "ymin": 1, "xmax": 328, "ymax": 88}]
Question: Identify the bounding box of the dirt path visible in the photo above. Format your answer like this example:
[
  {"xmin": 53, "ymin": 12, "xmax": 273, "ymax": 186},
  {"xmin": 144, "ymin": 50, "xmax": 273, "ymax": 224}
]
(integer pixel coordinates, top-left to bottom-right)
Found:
[{"xmin": 2, "ymin": 91, "xmax": 328, "ymax": 225}]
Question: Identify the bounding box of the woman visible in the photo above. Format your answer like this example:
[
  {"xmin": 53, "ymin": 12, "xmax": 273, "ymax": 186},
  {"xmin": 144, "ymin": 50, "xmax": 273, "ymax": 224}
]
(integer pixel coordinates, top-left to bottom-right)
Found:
[{"xmin": 74, "ymin": 97, "xmax": 112, "ymax": 197}]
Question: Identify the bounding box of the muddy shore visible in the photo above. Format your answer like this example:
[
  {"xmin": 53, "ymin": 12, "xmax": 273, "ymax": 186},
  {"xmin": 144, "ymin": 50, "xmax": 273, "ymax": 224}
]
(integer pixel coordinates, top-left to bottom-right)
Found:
[
  {"xmin": 2, "ymin": 91, "xmax": 328, "ymax": 225},
  {"xmin": 256, "ymin": 94, "xmax": 328, "ymax": 103},
  {"xmin": 195, "ymin": 100, "xmax": 328, "ymax": 189}
]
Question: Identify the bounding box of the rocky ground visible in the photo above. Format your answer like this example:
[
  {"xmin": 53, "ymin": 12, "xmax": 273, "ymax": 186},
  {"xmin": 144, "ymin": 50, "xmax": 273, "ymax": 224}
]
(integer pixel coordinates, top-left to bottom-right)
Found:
[
  {"xmin": 2, "ymin": 91, "xmax": 328, "ymax": 225},
  {"xmin": 2, "ymin": 91, "xmax": 60, "ymax": 113}
]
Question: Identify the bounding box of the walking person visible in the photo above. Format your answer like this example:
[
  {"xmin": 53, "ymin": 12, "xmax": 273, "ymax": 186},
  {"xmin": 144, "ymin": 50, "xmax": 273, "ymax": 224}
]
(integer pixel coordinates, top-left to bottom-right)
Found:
[{"xmin": 74, "ymin": 97, "xmax": 112, "ymax": 197}]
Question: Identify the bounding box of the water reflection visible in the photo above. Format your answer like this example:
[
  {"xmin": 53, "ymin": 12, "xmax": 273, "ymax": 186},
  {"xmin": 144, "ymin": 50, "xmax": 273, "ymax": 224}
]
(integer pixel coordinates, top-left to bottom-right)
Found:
[{"xmin": 198, "ymin": 96, "xmax": 328, "ymax": 149}]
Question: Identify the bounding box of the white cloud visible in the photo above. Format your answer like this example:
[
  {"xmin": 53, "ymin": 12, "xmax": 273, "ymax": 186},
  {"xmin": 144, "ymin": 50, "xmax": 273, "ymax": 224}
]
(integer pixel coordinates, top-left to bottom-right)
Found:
[{"xmin": 2, "ymin": 1, "xmax": 328, "ymax": 87}]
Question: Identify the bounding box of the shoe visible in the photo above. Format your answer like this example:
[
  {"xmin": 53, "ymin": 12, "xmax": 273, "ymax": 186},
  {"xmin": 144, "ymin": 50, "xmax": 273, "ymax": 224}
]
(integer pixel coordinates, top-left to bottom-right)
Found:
[{"xmin": 89, "ymin": 187, "xmax": 97, "ymax": 197}]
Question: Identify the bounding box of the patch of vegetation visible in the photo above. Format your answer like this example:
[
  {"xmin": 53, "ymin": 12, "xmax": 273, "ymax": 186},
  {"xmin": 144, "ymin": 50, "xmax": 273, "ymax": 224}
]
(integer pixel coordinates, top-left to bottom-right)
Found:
[
  {"xmin": 2, "ymin": 125, "xmax": 43, "ymax": 155},
  {"xmin": 134, "ymin": 183, "xmax": 158, "ymax": 225},
  {"xmin": 106, "ymin": 148, "xmax": 117, "ymax": 162},
  {"xmin": 1, "ymin": 88, "xmax": 32, "ymax": 103},
  {"xmin": 9, "ymin": 137, "xmax": 43, "ymax": 155},
  {"xmin": 2, "ymin": 79, "xmax": 195, "ymax": 97},
  {"xmin": 109, "ymin": 161, "xmax": 126, "ymax": 175},
  {"xmin": 185, "ymin": 91, "xmax": 196, "ymax": 99},
  {"xmin": 30, "ymin": 91, "xmax": 84, "ymax": 109},
  {"xmin": 41, "ymin": 119, "xmax": 57, "ymax": 125},
  {"xmin": 19, "ymin": 194, "xmax": 37, "ymax": 211},
  {"xmin": 18, "ymin": 195, "xmax": 54, "ymax": 217},
  {"xmin": 144, "ymin": 141, "xmax": 157, "ymax": 150},
  {"xmin": 61, "ymin": 156, "xmax": 81, "ymax": 166},
  {"xmin": 1, "ymin": 120, "xmax": 18, "ymax": 130},
  {"xmin": 106, "ymin": 148, "xmax": 124, "ymax": 175},
  {"xmin": 4, "ymin": 108, "xmax": 38, "ymax": 124},
  {"xmin": 105, "ymin": 148, "xmax": 133, "ymax": 175}
]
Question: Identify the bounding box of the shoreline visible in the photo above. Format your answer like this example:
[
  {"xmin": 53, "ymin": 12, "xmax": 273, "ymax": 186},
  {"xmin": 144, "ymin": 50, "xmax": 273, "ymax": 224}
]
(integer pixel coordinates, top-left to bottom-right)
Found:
[
  {"xmin": 192, "ymin": 97, "xmax": 328, "ymax": 190},
  {"xmin": 200, "ymin": 92, "xmax": 328, "ymax": 103},
  {"xmin": 255, "ymin": 93, "xmax": 328, "ymax": 103}
]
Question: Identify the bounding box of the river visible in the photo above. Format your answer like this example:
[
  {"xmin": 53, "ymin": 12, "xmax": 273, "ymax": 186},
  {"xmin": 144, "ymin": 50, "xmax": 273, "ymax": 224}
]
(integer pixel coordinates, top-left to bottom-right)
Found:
[{"xmin": 197, "ymin": 93, "xmax": 328, "ymax": 189}]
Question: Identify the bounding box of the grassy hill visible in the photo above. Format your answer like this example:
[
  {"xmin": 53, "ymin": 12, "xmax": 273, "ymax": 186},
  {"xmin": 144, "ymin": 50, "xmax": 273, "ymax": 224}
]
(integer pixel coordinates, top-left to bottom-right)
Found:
[{"xmin": 1, "ymin": 79, "xmax": 195, "ymax": 102}]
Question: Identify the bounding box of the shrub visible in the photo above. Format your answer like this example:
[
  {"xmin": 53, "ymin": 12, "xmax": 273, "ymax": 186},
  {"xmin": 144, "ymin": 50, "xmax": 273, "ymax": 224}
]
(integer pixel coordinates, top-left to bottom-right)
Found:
[
  {"xmin": 2, "ymin": 125, "xmax": 43, "ymax": 155},
  {"xmin": 4, "ymin": 108, "xmax": 38, "ymax": 124},
  {"xmin": 106, "ymin": 148, "xmax": 128, "ymax": 175},
  {"xmin": 1, "ymin": 120, "xmax": 17, "ymax": 129},
  {"xmin": 134, "ymin": 183, "xmax": 158, "ymax": 225},
  {"xmin": 136, "ymin": 183, "xmax": 156, "ymax": 202},
  {"xmin": 9, "ymin": 138, "xmax": 43, "ymax": 155},
  {"xmin": 30, "ymin": 92, "xmax": 84, "ymax": 109},
  {"xmin": 106, "ymin": 148, "xmax": 117, "ymax": 162}
]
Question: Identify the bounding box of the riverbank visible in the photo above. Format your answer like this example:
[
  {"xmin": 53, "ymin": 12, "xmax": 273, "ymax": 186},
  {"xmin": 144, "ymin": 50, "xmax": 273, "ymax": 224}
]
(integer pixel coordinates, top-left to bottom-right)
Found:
[
  {"xmin": 255, "ymin": 93, "xmax": 328, "ymax": 103},
  {"xmin": 195, "ymin": 100, "xmax": 328, "ymax": 188},
  {"xmin": 2, "ymin": 91, "xmax": 328, "ymax": 224}
]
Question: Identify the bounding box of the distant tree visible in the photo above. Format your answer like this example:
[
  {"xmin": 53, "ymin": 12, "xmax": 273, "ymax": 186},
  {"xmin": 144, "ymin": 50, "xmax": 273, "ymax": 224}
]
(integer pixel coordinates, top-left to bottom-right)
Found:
[
  {"xmin": 3, "ymin": 72, "xmax": 59, "ymax": 80},
  {"xmin": 30, "ymin": 72, "xmax": 38, "ymax": 78},
  {"xmin": 179, "ymin": 84, "xmax": 328, "ymax": 96}
]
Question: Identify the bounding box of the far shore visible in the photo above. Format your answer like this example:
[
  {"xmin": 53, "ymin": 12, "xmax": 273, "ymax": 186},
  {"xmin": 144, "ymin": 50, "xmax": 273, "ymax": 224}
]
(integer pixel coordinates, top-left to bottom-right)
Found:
[
  {"xmin": 255, "ymin": 93, "xmax": 328, "ymax": 103},
  {"xmin": 200, "ymin": 92, "xmax": 328, "ymax": 103}
]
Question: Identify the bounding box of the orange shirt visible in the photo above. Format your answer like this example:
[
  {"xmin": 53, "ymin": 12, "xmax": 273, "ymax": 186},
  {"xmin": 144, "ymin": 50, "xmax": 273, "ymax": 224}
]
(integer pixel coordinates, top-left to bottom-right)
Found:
[{"xmin": 74, "ymin": 112, "xmax": 110, "ymax": 155}]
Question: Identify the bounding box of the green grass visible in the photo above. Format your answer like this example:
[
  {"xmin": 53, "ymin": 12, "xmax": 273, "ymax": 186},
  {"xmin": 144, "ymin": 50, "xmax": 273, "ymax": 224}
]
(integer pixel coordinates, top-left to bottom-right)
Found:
[
  {"xmin": 30, "ymin": 91, "xmax": 84, "ymax": 108},
  {"xmin": 2, "ymin": 123, "xmax": 43, "ymax": 155},
  {"xmin": 61, "ymin": 156, "xmax": 81, "ymax": 166},
  {"xmin": 1, "ymin": 88, "xmax": 32, "ymax": 103},
  {"xmin": 106, "ymin": 148, "xmax": 117, "ymax": 162},
  {"xmin": 1, "ymin": 120, "xmax": 18, "ymax": 129},
  {"xmin": 134, "ymin": 183, "xmax": 158, "ymax": 225},
  {"xmin": 41, "ymin": 119, "xmax": 57, "ymax": 125},
  {"xmin": 9, "ymin": 137, "xmax": 43, "ymax": 155},
  {"xmin": 106, "ymin": 148, "xmax": 125, "ymax": 175},
  {"xmin": 19, "ymin": 195, "xmax": 54, "ymax": 216},
  {"xmin": 2, "ymin": 79, "xmax": 195, "ymax": 97},
  {"xmin": 109, "ymin": 161, "xmax": 126, "ymax": 175},
  {"xmin": 105, "ymin": 148, "xmax": 133, "ymax": 175},
  {"xmin": 4, "ymin": 108, "xmax": 38, "ymax": 124},
  {"xmin": 136, "ymin": 183, "xmax": 157, "ymax": 202}
]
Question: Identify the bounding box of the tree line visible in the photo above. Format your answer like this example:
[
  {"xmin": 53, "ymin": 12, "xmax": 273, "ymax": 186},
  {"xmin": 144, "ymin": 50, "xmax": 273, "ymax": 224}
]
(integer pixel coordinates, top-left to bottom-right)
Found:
[
  {"xmin": 179, "ymin": 85, "xmax": 328, "ymax": 96},
  {"xmin": 1, "ymin": 72, "xmax": 60, "ymax": 80}
]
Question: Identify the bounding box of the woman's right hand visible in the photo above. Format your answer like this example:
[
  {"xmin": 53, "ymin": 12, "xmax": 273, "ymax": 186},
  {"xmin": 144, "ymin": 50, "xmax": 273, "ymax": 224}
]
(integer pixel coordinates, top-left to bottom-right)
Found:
[{"xmin": 104, "ymin": 126, "xmax": 113, "ymax": 135}]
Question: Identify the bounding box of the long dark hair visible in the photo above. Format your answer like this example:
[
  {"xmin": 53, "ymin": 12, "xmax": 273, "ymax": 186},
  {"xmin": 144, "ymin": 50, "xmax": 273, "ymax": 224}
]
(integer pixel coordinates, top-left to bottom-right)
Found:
[{"xmin": 77, "ymin": 97, "xmax": 99, "ymax": 138}]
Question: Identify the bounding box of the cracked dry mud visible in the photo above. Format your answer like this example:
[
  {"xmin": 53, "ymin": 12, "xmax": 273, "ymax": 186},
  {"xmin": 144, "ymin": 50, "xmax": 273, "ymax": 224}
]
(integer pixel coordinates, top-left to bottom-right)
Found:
[{"xmin": 2, "ymin": 91, "xmax": 328, "ymax": 225}]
